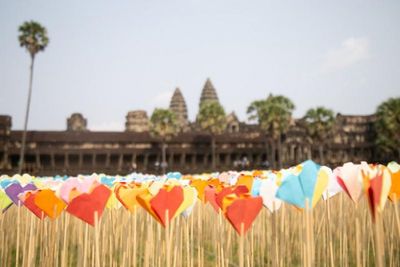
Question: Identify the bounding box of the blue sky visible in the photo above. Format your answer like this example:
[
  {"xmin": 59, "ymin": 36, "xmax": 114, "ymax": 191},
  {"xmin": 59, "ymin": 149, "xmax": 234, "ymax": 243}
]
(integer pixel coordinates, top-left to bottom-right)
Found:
[{"xmin": 0, "ymin": 0, "xmax": 399, "ymax": 130}]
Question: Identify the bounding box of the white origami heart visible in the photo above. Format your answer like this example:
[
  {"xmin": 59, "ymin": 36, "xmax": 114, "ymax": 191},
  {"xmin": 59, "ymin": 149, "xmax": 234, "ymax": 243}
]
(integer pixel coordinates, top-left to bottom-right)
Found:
[{"xmin": 259, "ymin": 178, "xmax": 282, "ymax": 212}]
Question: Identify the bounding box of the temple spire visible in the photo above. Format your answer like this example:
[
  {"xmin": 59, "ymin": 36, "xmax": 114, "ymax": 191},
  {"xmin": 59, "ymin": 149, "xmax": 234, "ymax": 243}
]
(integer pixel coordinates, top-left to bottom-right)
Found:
[
  {"xmin": 169, "ymin": 87, "xmax": 189, "ymax": 131},
  {"xmin": 199, "ymin": 78, "xmax": 219, "ymax": 108}
]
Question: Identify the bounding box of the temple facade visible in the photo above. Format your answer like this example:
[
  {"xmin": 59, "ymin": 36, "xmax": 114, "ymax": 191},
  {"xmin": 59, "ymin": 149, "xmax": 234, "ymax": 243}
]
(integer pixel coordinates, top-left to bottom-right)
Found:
[{"xmin": 0, "ymin": 79, "xmax": 386, "ymax": 176}]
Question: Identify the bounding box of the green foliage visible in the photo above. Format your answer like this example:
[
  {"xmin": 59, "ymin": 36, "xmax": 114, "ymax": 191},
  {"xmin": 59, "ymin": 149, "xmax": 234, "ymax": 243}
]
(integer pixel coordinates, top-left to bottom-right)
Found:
[
  {"xmin": 303, "ymin": 107, "xmax": 335, "ymax": 143},
  {"xmin": 247, "ymin": 94, "xmax": 295, "ymax": 139},
  {"xmin": 375, "ymin": 97, "xmax": 400, "ymax": 152},
  {"xmin": 150, "ymin": 108, "xmax": 179, "ymax": 140},
  {"xmin": 18, "ymin": 21, "xmax": 49, "ymax": 58},
  {"xmin": 197, "ymin": 101, "xmax": 227, "ymax": 135}
]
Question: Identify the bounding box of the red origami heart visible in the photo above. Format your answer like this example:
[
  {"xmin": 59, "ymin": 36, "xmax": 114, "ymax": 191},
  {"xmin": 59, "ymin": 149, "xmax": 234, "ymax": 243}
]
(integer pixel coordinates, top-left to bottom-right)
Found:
[
  {"xmin": 225, "ymin": 195, "xmax": 263, "ymax": 235},
  {"xmin": 66, "ymin": 184, "xmax": 111, "ymax": 226},
  {"xmin": 215, "ymin": 185, "xmax": 249, "ymax": 209},
  {"xmin": 150, "ymin": 186, "xmax": 183, "ymax": 227}
]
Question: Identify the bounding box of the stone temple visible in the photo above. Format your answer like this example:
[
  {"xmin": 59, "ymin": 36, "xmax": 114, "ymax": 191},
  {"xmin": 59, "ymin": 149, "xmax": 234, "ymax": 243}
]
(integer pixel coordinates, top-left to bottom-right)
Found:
[{"xmin": 0, "ymin": 78, "xmax": 386, "ymax": 175}]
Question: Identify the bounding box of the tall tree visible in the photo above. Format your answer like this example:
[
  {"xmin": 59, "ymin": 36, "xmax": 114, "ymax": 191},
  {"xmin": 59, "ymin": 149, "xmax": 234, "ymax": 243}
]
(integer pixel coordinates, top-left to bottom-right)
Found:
[
  {"xmin": 150, "ymin": 108, "xmax": 179, "ymax": 174},
  {"xmin": 247, "ymin": 94, "xmax": 295, "ymax": 169},
  {"xmin": 18, "ymin": 21, "xmax": 49, "ymax": 174},
  {"xmin": 197, "ymin": 101, "xmax": 227, "ymax": 170},
  {"xmin": 375, "ymin": 97, "xmax": 400, "ymax": 159},
  {"xmin": 303, "ymin": 107, "xmax": 335, "ymax": 165}
]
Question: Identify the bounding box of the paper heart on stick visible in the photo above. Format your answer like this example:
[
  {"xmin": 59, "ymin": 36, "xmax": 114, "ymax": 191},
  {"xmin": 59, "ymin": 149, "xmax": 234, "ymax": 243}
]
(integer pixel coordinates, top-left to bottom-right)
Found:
[
  {"xmin": 362, "ymin": 164, "xmax": 391, "ymax": 220},
  {"xmin": 224, "ymin": 193, "xmax": 263, "ymax": 235},
  {"xmin": 259, "ymin": 178, "xmax": 281, "ymax": 212},
  {"xmin": 150, "ymin": 186, "xmax": 184, "ymax": 227},
  {"xmin": 181, "ymin": 187, "xmax": 198, "ymax": 218},
  {"xmin": 19, "ymin": 191, "xmax": 47, "ymax": 219},
  {"xmin": 5, "ymin": 183, "xmax": 37, "ymax": 206},
  {"xmin": 115, "ymin": 184, "xmax": 147, "ymax": 212},
  {"xmin": 276, "ymin": 160, "xmax": 324, "ymax": 209},
  {"xmin": 215, "ymin": 185, "xmax": 249, "ymax": 211},
  {"xmin": 175, "ymin": 186, "xmax": 197, "ymax": 217},
  {"xmin": 204, "ymin": 186, "xmax": 220, "ymax": 212},
  {"xmin": 34, "ymin": 189, "xmax": 66, "ymax": 219},
  {"xmin": 190, "ymin": 179, "xmax": 209, "ymax": 202},
  {"xmin": 0, "ymin": 190, "xmax": 13, "ymax": 211},
  {"xmin": 335, "ymin": 162, "xmax": 363, "ymax": 203},
  {"xmin": 66, "ymin": 184, "xmax": 111, "ymax": 226},
  {"xmin": 136, "ymin": 190, "xmax": 162, "ymax": 223},
  {"xmin": 59, "ymin": 177, "xmax": 98, "ymax": 203},
  {"xmin": 387, "ymin": 162, "xmax": 400, "ymax": 202}
]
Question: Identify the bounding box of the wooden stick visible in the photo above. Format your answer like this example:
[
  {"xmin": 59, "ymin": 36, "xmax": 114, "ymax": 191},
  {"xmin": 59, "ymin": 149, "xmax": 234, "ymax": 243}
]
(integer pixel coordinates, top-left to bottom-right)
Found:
[{"xmin": 239, "ymin": 222, "xmax": 244, "ymax": 267}]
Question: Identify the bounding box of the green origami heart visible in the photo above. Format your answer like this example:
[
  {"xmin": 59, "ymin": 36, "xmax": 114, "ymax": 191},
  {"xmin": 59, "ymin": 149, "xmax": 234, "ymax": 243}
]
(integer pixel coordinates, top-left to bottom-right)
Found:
[{"xmin": 0, "ymin": 191, "xmax": 13, "ymax": 210}]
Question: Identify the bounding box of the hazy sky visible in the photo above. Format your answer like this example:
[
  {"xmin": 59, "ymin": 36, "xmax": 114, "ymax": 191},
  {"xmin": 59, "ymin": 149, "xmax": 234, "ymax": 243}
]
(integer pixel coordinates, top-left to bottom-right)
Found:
[{"xmin": 1, "ymin": 1, "xmax": 399, "ymax": 131}]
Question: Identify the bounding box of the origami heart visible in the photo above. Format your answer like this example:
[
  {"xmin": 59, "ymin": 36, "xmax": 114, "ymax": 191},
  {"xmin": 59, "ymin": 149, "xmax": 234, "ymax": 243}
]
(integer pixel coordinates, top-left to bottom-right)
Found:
[
  {"xmin": 362, "ymin": 165, "xmax": 391, "ymax": 220},
  {"xmin": 150, "ymin": 186, "xmax": 184, "ymax": 227},
  {"xmin": 59, "ymin": 177, "xmax": 98, "ymax": 203},
  {"xmin": 115, "ymin": 184, "xmax": 147, "ymax": 212},
  {"xmin": 225, "ymin": 194, "xmax": 263, "ymax": 235},
  {"xmin": 389, "ymin": 170, "xmax": 400, "ymax": 201},
  {"xmin": 322, "ymin": 167, "xmax": 343, "ymax": 200},
  {"xmin": 205, "ymin": 186, "xmax": 220, "ymax": 212},
  {"xmin": 148, "ymin": 181, "xmax": 164, "ymax": 196},
  {"xmin": 66, "ymin": 184, "xmax": 111, "ymax": 226},
  {"xmin": 136, "ymin": 189, "xmax": 162, "ymax": 223},
  {"xmin": 259, "ymin": 179, "xmax": 281, "ymax": 212},
  {"xmin": 181, "ymin": 187, "xmax": 198, "ymax": 218},
  {"xmin": 34, "ymin": 189, "xmax": 67, "ymax": 219},
  {"xmin": 5, "ymin": 183, "xmax": 37, "ymax": 206},
  {"xmin": 216, "ymin": 185, "xmax": 249, "ymax": 210},
  {"xmin": 175, "ymin": 186, "xmax": 197, "ymax": 217},
  {"xmin": 335, "ymin": 162, "xmax": 363, "ymax": 203},
  {"xmin": 0, "ymin": 190, "xmax": 13, "ymax": 211},
  {"xmin": 20, "ymin": 191, "xmax": 46, "ymax": 219},
  {"xmin": 311, "ymin": 166, "xmax": 329, "ymax": 207},
  {"xmin": 276, "ymin": 174, "xmax": 306, "ymax": 209},
  {"xmin": 106, "ymin": 190, "xmax": 121, "ymax": 209},
  {"xmin": 190, "ymin": 180, "xmax": 209, "ymax": 202},
  {"xmin": 237, "ymin": 175, "xmax": 254, "ymax": 192}
]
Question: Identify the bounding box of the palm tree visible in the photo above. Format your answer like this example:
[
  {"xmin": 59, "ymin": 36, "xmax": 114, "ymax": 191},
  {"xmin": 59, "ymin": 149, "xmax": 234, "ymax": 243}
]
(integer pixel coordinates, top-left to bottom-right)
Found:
[
  {"xmin": 303, "ymin": 107, "xmax": 335, "ymax": 165},
  {"xmin": 18, "ymin": 21, "xmax": 49, "ymax": 174},
  {"xmin": 247, "ymin": 94, "xmax": 295, "ymax": 169},
  {"xmin": 150, "ymin": 108, "xmax": 179, "ymax": 174},
  {"xmin": 196, "ymin": 101, "xmax": 227, "ymax": 170},
  {"xmin": 375, "ymin": 97, "xmax": 400, "ymax": 159}
]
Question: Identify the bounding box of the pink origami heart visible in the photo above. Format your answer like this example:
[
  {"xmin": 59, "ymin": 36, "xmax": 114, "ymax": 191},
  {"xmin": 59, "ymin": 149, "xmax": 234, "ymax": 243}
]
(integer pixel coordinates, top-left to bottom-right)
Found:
[{"xmin": 59, "ymin": 177, "xmax": 98, "ymax": 203}]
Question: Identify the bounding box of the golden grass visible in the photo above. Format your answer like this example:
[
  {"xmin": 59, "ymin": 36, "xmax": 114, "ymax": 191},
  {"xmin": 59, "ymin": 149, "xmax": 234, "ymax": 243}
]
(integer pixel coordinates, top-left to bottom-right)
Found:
[{"xmin": 0, "ymin": 194, "xmax": 399, "ymax": 267}]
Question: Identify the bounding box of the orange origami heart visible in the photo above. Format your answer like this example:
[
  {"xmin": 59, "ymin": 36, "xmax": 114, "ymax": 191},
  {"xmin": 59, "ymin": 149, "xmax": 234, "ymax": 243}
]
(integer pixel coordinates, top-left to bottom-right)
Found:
[
  {"xmin": 224, "ymin": 194, "xmax": 263, "ymax": 235},
  {"xmin": 34, "ymin": 189, "xmax": 67, "ymax": 219},
  {"xmin": 389, "ymin": 171, "xmax": 400, "ymax": 202},
  {"xmin": 136, "ymin": 189, "xmax": 162, "ymax": 223},
  {"xmin": 237, "ymin": 175, "xmax": 254, "ymax": 192},
  {"xmin": 190, "ymin": 180, "xmax": 209, "ymax": 202},
  {"xmin": 115, "ymin": 184, "xmax": 147, "ymax": 212}
]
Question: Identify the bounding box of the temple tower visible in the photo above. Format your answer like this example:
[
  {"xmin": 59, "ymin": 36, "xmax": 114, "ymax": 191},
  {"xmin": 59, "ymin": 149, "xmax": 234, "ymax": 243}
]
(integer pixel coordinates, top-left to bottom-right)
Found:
[
  {"xmin": 169, "ymin": 87, "xmax": 189, "ymax": 131},
  {"xmin": 125, "ymin": 110, "xmax": 150, "ymax": 132},
  {"xmin": 199, "ymin": 78, "xmax": 219, "ymax": 107},
  {"xmin": 67, "ymin": 113, "xmax": 88, "ymax": 131}
]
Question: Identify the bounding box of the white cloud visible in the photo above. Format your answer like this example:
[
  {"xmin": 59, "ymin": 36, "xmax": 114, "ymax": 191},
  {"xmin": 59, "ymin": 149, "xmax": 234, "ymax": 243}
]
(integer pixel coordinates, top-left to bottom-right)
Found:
[
  {"xmin": 322, "ymin": 37, "xmax": 369, "ymax": 72},
  {"xmin": 90, "ymin": 121, "xmax": 124, "ymax": 131}
]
